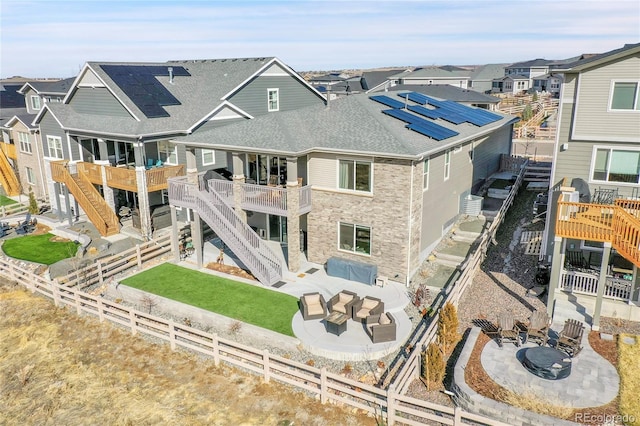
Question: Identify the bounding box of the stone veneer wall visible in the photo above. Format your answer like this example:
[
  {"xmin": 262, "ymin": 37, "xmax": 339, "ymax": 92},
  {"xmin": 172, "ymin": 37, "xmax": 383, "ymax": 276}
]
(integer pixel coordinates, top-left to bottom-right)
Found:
[
  {"xmin": 408, "ymin": 158, "xmax": 424, "ymax": 279},
  {"xmin": 307, "ymin": 157, "xmax": 415, "ymax": 283},
  {"xmin": 452, "ymin": 327, "xmax": 577, "ymax": 426}
]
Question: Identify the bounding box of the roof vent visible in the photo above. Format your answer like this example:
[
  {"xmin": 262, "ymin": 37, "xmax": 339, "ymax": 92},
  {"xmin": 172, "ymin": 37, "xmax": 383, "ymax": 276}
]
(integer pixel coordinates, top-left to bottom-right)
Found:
[{"xmin": 168, "ymin": 67, "xmax": 174, "ymax": 84}]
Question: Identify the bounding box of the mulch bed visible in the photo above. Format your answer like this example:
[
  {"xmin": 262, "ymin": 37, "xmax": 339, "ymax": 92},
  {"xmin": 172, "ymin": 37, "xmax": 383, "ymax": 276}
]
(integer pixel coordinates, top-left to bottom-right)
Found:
[{"xmin": 205, "ymin": 262, "xmax": 256, "ymax": 281}]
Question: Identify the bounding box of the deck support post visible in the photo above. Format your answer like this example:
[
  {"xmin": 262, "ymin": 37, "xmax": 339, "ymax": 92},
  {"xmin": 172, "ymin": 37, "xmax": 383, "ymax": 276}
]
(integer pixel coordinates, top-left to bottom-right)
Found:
[{"xmin": 592, "ymin": 242, "xmax": 612, "ymax": 331}]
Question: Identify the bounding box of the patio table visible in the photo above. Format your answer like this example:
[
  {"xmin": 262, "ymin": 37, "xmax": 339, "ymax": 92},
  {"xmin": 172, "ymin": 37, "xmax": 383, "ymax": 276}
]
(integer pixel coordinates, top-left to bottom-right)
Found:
[{"xmin": 325, "ymin": 311, "xmax": 348, "ymax": 336}]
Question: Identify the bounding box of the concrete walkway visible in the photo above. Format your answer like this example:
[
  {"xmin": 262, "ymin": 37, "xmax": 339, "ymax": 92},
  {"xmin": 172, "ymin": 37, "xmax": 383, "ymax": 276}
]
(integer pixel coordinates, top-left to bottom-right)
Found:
[{"xmin": 481, "ymin": 326, "xmax": 619, "ymax": 408}]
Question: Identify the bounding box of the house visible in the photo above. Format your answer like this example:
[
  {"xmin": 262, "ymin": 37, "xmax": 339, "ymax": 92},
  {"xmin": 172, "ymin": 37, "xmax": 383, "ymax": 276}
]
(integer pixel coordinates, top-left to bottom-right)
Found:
[
  {"xmin": 368, "ymin": 84, "xmax": 501, "ymax": 111},
  {"xmin": 31, "ymin": 57, "xmax": 327, "ymax": 238},
  {"xmin": 360, "ymin": 69, "xmax": 409, "ymax": 93},
  {"xmin": 491, "ymin": 74, "xmax": 531, "ymax": 95},
  {"xmin": 168, "ymin": 91, "xmax": 518, "ymax": 286},
  {"xmin": 542, "ymin": 42, "xmax": 640, "ymax": 328},
  {"xmin": 532, "ymin": 73, "xmax": 563, "ymax": 97},
  {"xmin": 0, "ymin": 78, "xmax": 75, "ymax": 200},
  {"xmin": 389, "ymin": 66, "xmax": 472, "ymax": 89},
  {"xmin": 468, "ymin": 64, "xmax": 507, "ymax": 94}
]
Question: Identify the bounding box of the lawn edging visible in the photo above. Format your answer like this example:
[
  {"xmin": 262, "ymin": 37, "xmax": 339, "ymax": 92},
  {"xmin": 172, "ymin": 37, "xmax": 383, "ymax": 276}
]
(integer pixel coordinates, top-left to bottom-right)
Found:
[
  {"xmin": 451, "ymin": 327, "xmax": 576, "ymax": 426},
  {"xmin": 106, "ymin": 281, "xmax": 302, "ymax": 353}
]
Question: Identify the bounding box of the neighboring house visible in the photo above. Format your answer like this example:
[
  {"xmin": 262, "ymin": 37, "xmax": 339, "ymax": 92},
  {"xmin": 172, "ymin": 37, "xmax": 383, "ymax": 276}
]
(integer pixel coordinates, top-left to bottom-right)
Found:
[
  {"xmin": 389, "ymin": 66, "xmax": 472, "ymax": 89},
  {"xmin": 315, "ymin": 76, "xmax": 363, "ymax": 98},
  {"xmin": 360, "ymin": 69, "xmax": 408, "ymax": 93},
  {"xmin": 542, "ymin": 42, "xmax": 640, "ymax": 329},
  {"xmin": 32, "ymin": 57, "xmax": 327, "ymax": 239},
  {"xmin": 169, "ymin": 91, "xmax": 518, "ymax": 286},
  {"xmin": 532, "ymin": 73, "xmax": 563, "ymax": 97},
  {"xmin": 18, "ymin": 78, "xmax": 74, "ymax": 114},
  {"xmin": 468, "ymin": 64, "xmax": 508, "ymax": 94},
  {"xmin": 369, "ymin": 84, "xmax": 501, "ymax": 111},
  {"xmin": 491, "ymin": 74, "xmax": 531, "ymax": 95}
]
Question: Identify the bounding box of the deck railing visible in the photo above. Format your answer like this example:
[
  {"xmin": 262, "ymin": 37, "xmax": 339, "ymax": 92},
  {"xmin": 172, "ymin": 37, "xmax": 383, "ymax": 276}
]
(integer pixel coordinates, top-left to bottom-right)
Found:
[
  {"xmin": 76, "ymin": 161, "xmax": 185, "ymax": 192},
  {"xmin": 560, "ymin": 270, "xmax": 632, "ymax": 301},
  {"xmin": 207, "ymin": 179, "xmax": 312, "ymax": 216},
  {"xmin": 169, "ymin": 176, "xmax": 283, "ymax": 286},
  {"xmin": 556, "ymin": 201, "xmax": 640, "ymax": 268}
]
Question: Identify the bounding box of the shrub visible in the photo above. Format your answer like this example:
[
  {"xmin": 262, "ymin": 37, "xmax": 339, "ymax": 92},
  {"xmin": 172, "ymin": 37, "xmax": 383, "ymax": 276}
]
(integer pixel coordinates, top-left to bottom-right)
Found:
[
  {"xmin": 421, "ymin": 342, "xmax": 445, "ymax": 386},
  {"xmin": 437, "ymin": 302, "xmax": 460, "ymax": 353},
  {"xmin": 27, "ymin": 186, "xmax": 38, "ymax": 215}
]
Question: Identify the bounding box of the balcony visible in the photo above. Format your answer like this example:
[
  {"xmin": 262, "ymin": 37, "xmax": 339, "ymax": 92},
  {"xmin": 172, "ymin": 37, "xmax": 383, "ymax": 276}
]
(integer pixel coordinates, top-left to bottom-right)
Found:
[
  {"xmin": 76, "ymin": 162, "xmax": 185, "ymax": 192},
  {"xmin": 208, "ymin": 179, "xmax": 312, "ymax": 216}
]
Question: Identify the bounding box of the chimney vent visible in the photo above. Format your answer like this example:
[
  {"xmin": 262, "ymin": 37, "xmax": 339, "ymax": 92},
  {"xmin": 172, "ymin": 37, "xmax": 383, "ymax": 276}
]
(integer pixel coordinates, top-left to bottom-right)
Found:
[{"xmin": 168, "ymin": 67, "xmax": 174, "ymax": 84}]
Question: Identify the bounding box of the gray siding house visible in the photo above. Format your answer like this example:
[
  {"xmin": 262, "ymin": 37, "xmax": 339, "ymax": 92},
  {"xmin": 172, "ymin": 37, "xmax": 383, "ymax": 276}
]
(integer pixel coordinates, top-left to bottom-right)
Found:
[{"xmin": 543, "ymin": 42, "xmax": 640, "ymax": 328}]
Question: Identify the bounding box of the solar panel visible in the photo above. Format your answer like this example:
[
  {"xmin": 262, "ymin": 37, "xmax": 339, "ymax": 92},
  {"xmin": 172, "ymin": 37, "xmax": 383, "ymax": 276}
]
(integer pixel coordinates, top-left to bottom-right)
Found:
[
  {"xmin": 370, "ymin": 95, "xmax": 406, "ymax": 109},
  {"xmin": 406, "ymin": 105, "xmax": 445, "ymax": 120},
  {"xmin": 420, "ymin": 94, "xmax": 502, "ymax": 126},
  {"xmin": 407, "ymin": 122, "xmax": 459, "ymax": 141},
  {"xmin": 101, "ymin": 65, "xmax": 190, "ymax": 118}
]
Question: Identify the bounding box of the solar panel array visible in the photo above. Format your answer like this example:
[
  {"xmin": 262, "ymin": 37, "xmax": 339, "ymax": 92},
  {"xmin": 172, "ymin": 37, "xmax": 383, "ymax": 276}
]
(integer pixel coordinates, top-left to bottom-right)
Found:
[
  {"xmin": 101, "ymin": 65, "xmax": 191, "ymax": 118},
  {"xmin": 398, "ymin": 92, "xmax": 501, "ymax": 126},
  {"xmin": 381, "ymin": 108, "xmax": 459, "ymax": 141}
]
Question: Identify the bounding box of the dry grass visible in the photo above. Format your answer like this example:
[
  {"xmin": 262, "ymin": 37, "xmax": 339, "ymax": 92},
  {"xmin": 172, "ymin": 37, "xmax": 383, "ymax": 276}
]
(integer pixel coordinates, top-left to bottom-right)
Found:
[
  {"xmin": 618, "ymin": 334, "xmax": 640, "ymax": 420},
  {"xmin": 0, "ymin": 281, "xmax": 374, "ymax": 425}
]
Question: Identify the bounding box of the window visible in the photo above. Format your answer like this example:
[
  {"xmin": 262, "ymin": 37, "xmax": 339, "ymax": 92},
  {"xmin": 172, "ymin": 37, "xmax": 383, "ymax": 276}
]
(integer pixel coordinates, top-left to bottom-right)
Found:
[
  {"xmin": 592, "ymin": 147, "xmax": 640, "ymax": 184},
  {"xmin": 47, "ymin": 136, "xmax": 63, "ymax": 159},
  {"xmin": 339, "ymin": 159, "xmax": 371, "ymax": 192},
  {"xmin": 610, "ymin": 82, "xmax": 640, "ymax": 110},
  {"xmin": 30, "ymin": 95, "xmax": 40, "ymax": 110},
  {"xmin": 339, "ymin": 222, "xmax": 371, "ymax": 255},
  {"xmin": 18, "ymin": 132, "xmax": 32, "ymax": 153},
  {"xmin": 444, "ymin": 150, "xmax": 451, "ymax": 181},
  {"xmin": 26, "ymin": 167, "xmax": 35, "ymax": 185},
  {"xmin": 202, "ymin": 149, "xmax": 215, "ymax": 166},
  {"xmin": 157, "ymin": 140, "xmax": 177, "ymax": 164},
  {"xmin": 267, "ymin": 88, "xmax": 279, "ymax": 112},
  {"xmin": 423, "ymin": 159, "xmax": 429, "ymax": 191}
]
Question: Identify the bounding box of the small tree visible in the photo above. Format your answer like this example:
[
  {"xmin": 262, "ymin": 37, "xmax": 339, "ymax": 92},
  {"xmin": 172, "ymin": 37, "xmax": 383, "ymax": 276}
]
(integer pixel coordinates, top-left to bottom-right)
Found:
[
  {"xmin": 522, "ymin": 104, "xmax": 533, "ymax": 121},
  {"xmin": 437, "ymin": 302, "xmax": 460, "ymax": 353},
  {"xmin": 532, "ymin": 92, "xmax": 538, "ymax": 102},
  {"xmin": 27, "ymin": 186, "xmax": 38, "ymax": 215},
  {"xmin": 421, "ymin": 342, "xmax": 445, "ymax": 389}
]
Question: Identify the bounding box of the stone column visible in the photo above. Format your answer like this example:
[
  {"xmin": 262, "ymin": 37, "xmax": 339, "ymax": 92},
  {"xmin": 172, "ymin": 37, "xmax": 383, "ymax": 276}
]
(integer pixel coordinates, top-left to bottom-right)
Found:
[
  {"xmin": 97, "ymin": 138, "xmax": 109, "ymax": 162},
  {"xmin": 546, "ymin": 236, "xmax": 564, "ymax": 319},
  {"xmin": 192, "ymin": 211, "xmax": 203, "ymax": 268},
  {"xmin": 185, "ymin": 148, "xmax": 198, "ymax": 186},
  {"xmin": 171, "ymin": 205, "xmax": 180, "ymax": 262},
  {"xmin": 63, "ymin": 185, "xmax": 73, "ymax": 225},
  {"xmin": 232, "ymin": 152, "xmax": 247, "ymax": 222},
  {"xmin": 592, "ymin": 242, "xmax": 612, "ymax": 331},
  {"xmin": 285, "ymin": 157, "xmax": 300, "ymax": 272},
  {"xmin": 135, "ymin": 166, "xmax": 151, "ymax": 239}
]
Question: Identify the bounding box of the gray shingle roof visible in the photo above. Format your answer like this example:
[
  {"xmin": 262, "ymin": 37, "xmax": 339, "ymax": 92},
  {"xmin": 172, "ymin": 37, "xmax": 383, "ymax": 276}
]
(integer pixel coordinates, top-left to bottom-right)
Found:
[
  {"xmin": 174, "ymin": 92, "xmax": 516, "ymax": 159},
  {"xmin": 469, "ymin": 64, "xmax": 508, "ymax": 80},
  {"xmin": 555, "ymin": 42, "xmax": 640, "ymax": 71},
  {"xmin": 26, "ymin": 77, "xmax": 75, "ymax": 95},
  {"xmin": 391, "ymin": 66, "xmax": 472, "ymax": 80},
  {"xmin": 383, "ymin": 85, "xmax": 500, "ymax": 103},
  {"xmin": 0, "ymin": 84, "xmax": 26, "ymax": 109},
  {"xmin": 361, "ymin": 69, "xmax": 406, "ymax": 91}
]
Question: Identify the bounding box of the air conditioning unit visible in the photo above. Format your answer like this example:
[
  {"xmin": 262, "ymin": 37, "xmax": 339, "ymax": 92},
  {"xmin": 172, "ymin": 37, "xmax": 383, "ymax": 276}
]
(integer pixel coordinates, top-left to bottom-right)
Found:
[{"xmin": 258, "ymin": 228, "xmax": 267, "ymax": 239}]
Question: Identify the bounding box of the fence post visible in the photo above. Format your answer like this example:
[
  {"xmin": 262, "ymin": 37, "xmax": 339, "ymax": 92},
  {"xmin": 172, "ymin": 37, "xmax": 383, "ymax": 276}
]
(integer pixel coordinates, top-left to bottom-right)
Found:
[
  {"xmin": 97, "ymin": 261, "xmax": 104, "ymax": 284},
  {"xmin": 386, "ymin": 384, "xmax": 396, "ymax": 426},
  {"xmin": 74, "ymin": 290, "xmax": 82, "ymax": 314},
  {"xmin": 97, "ymin": 298, "xmax": 104, "ymax": 322},
  {"xmin": 137, "ymin": 244, "xmax": 142, "ymax": 268},
  {"xmin": 320, "ymin": 367, "xmax": 327, "ymax": 404},
  {"xmin": 454, "ymin": 405, "xmax": 462, "ymax": 425},
  {"xmin": 212, "ymin": 333, "xmax": 220, "ymax": 366},
  {"xmin": 52, "ymin": 282, "xmax": 60, "ymax": 307},
  {"xmin": 129, "ymin": 310, "xmax": 137, "ymax": 335},
  {"xmin": 169, "ymin": 319, "xmax": 176, "ymax": 350},
  {"xmin": 263, "ymin": 349, "xmax": 270, "ymax": 383}
]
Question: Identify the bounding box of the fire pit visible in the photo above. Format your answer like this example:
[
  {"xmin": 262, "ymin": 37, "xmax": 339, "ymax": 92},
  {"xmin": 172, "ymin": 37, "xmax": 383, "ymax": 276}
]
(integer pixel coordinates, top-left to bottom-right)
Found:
[{"xmin": 522, "ymin": 346, "xmax": 572, "ymax": 380}]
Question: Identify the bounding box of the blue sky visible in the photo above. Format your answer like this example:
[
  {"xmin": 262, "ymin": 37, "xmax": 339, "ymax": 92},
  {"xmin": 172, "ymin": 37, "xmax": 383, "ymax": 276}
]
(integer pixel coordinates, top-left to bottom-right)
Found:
[{"xmin": 1, "ymin": 0, "xmax": 639, "ymax": 78}]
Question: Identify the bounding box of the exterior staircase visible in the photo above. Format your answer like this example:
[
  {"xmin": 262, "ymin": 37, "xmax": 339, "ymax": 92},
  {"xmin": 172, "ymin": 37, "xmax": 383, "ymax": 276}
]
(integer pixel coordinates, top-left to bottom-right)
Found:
[
  {"xmin": 169, "ymin": 176, "xmax": 283, "ymax": 286},
  {"xmin": 556, "ymin": 199, "xmax": 640, "ymax": 268},
  {"xmin": 0, "ymin": 148, "xmax": 20, "ymax": 196},
  {"xmin": 51, "ymin": 161, "xmax": 120, "ymax": 237}
]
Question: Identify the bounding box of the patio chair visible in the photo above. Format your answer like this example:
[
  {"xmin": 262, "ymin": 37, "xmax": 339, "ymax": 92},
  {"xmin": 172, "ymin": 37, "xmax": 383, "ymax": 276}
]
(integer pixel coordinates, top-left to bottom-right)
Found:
[
  {"xmin": 497, "ymin": 312, "xmax": 521, "ymax": 347},
  {"xmin": 351, "ymin": 296, "xmax": 384, "ymax": 322},
  {"xmin": 525, "ymin": 310, "xmax": 550, "ymax": 346},
  {"xmin": 15, "ymin": 213, "xmax": 36, "ymax": 235},
  {"xmin": 556, "ymin": 319, "xmax": 584, "ymax": 357},
  {"xmin": 299, "ymin": 293, "xmax": 327, "ymax": 321},
  {"xmin": 365, "ymin": 312, "xmax": 396, "ymax": 343},
  {"xmin": 0, "ymin": 221, "xmax": 12, "ymax": 237},
  {"xmin": 146, "ymin": 158, "xmax": 155, "ymax": 170},
  {"xmin": 327, "ymin": 290, "xmax": 359, "ymax": 316}
]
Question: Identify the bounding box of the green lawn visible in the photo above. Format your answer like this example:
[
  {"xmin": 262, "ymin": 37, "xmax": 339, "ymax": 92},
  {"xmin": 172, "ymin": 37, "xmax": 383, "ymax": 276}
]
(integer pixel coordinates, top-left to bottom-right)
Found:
[
  {"xmin": 2, "ymin": 233, "xmax": 80, "ymax": 265},
  {"xmin": 121, "ymin": 263, "xmax": 299, "ymax": 336},
  {"xmin": 0, "ymin": 195, "xmax": 17, "ymax": 206}
]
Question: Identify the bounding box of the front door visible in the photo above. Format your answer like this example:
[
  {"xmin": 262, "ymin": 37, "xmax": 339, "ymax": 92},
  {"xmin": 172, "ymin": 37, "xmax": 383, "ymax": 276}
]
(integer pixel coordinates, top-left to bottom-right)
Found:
[{"xmin": 268, "ymin": 215, "xmax": 287, "ymax": 243}]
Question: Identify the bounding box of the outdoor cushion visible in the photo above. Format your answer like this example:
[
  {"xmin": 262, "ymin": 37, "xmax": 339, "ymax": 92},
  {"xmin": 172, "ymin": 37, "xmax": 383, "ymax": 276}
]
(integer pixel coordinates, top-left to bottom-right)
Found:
[
  {"xmin": 355, "ymin": 308, "xmax": 368, "ymax": 318},
  {"xmin": 339, "ymin": 293, "xmax": 352, "ymax": 303},
  {"xmin": 306, "ymin": 294, "xmax": 320, "ymax": 304},
  {"xmin": 362, "ymin": 298, "xmax": 378, "ymax": 310},
  {"xmin": 307, "ymin": 304, "xmax": 324, "ymax": 316},
  {"xmin": 379, "ymin": 313, "xmax": 390, "ymax": 325}
]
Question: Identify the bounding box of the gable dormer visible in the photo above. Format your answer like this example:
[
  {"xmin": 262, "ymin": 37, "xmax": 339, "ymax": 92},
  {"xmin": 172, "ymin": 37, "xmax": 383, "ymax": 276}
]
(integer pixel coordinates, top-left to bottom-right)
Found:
[{"xmin": 65, "ymin": 66, "xmax": 133, "ymax": 118}]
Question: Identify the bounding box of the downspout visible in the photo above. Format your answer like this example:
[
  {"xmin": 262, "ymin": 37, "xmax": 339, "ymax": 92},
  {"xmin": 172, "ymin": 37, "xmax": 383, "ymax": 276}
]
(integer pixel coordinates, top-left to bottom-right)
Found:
[
  {"xmin": 33, "ymin": 129, "xmax": 47, "ymax": 200},
  {"xmin": 406, "ymin": 159, "xmax": 415, "ymax": 286}
]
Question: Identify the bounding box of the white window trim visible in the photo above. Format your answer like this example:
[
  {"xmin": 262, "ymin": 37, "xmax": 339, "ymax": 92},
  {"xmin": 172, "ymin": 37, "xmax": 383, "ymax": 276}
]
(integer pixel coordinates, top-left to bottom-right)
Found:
[
  {"xmin": 25, "ymin": 166, "xmax": 35, "ymax": 185},
  {"xmin": 267, "ymin": 88, "xmax": 279, "ymax": 112},
  {"xmin": 608, "ymin": 80, "xmax": 640, "ymax": 112},
  {"xmin": 201, "ymin": 149, "xmax": 215, "ymax": 166},
  {"xmin": 46, "ymin": 135, "xmax": 64, "ymax": 159},
  {"xmin": 423, "ymin": 158, "xmax": 429, "ymax": 191},
  {"xmin": 589, "ymin": 145, "xmax": 640, "ymax": 186},
  {"xmin": 337, "ymin": 158, "xmax": 373, "ymax": 193},
  {"xmin": 444, "ymin": 149, "xmax": 451, "ymax": 181},
  {"xmin": 157, "ymin": 141, "xmax": 177, "ymax": 165},
  {"xmin": 30, "ymin": 95, "xmax": 41, "ymax": 110},
  {"xmin": 18, "ymin": 132, "xmax": 32, "ymax": 154},
  {"xmin": 337, "ymin": 222, "xmax": 372, "ymax": 257}
]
